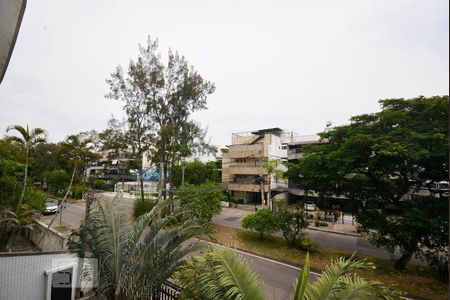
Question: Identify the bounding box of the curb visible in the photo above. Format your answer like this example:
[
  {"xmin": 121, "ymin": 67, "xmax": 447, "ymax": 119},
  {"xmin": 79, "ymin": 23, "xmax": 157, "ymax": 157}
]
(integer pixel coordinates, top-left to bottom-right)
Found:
[{"xmin": 306, "ymin": 226, "xmax": 361, "ymax": 237}]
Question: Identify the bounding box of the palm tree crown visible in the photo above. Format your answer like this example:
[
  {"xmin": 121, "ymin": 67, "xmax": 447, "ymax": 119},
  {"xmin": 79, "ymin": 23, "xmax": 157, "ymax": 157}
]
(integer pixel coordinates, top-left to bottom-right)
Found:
[
  {"xmin": 6, "ymin": 124, "xmax": 46, "ymax": 211},
  {"xmin": 68, "ymin": 193, "xmax": 204, "ymax": 300}
]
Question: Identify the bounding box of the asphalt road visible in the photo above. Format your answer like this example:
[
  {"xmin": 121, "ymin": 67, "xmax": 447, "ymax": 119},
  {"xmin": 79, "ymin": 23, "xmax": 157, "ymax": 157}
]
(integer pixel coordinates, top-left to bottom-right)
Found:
[
  {"xmin": 39, "ymin": 196, "xmax": 424, "ymax": 300},
  {"xmin": 212, "ymin": 207, "xmax": 426, "ymax": 266},
  {"xmin": 192, "ymin": 240, "xmax": 312, "ymax": 300}
]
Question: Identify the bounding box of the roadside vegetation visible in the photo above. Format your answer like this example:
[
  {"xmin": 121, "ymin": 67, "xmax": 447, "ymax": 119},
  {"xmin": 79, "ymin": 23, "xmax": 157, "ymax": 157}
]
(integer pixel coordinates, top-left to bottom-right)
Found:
[{"xmin": 205, "ymin": 223, "xmax": 448, "ymax": 300}]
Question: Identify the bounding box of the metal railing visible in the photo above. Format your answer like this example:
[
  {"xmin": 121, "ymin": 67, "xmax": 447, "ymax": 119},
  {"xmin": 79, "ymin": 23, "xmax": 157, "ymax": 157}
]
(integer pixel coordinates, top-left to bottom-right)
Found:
[{"xmin": 155, "ymin": 281, "xmax": 182, "ymax": 300}]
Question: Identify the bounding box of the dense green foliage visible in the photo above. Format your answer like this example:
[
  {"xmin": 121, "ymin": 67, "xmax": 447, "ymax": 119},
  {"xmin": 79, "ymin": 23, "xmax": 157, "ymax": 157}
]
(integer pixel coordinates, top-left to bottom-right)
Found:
[
  {"xmin": 241, "ymin": 209, "xmax": 278, "ymax": 239},
  {"xmin": 133, "ymin": 199, "xmax": 156, "ymax": 219},
  {"xmin": 68, "ymin": 195, "xmax": 203, "ymax": 300},
  {"xmin": 43, "ymin": 169, "xmax": 70, "ymax": 195},
  {"xmin": 177, "ymin": 247, "xmax": 265, "ymax": 300},
  {"xmin": 287, "ymin": 96, "xmax": 449, "ymax": 270},
  {"xmin": 93, "ymin": 179, "xmax": 107, "ymax": 190},
  {"xmin": 176, "ymin": 183, "xmax": 225, "ymax": 225},
  {"xmin": 173, "ymin": 159, "xmax": 221, "ymax": 187}
]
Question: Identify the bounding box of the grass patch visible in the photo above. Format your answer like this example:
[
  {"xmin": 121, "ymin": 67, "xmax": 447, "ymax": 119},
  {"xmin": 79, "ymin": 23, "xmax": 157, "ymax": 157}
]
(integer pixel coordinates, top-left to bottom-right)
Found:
[{"xmin": 205, "ymin": 223, "xmax": 448, "ymax": 300}]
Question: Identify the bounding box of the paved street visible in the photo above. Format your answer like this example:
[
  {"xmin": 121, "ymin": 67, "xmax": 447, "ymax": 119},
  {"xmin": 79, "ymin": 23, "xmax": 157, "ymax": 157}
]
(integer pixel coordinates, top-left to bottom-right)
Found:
[{"xmin": 212, "ymin": 206, "xmax": 426, "ymax": 266}]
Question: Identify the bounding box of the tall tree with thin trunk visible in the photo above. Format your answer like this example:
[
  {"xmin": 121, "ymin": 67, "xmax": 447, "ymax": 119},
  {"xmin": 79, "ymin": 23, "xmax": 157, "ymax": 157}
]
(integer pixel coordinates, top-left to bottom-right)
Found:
[
  {"xmin": 6, "ymin": 124, "xmax": 46, "ymax": 212},
  {"xmin": 106, "ymin": 37, "xmax": 215, "ymax": 202}
]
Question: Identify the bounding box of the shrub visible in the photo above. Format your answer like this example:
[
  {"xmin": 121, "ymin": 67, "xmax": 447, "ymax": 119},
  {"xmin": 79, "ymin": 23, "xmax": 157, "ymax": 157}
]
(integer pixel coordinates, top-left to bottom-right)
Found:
[
  {"xmin": 93, "ymin": 179, "xmax": 107, "ymax": 190},
  {"xmin": 241, "ymin": 209, "xmax": 278, "ymax": 240},
  {"xmin": 319, "ymin": 221, "xmax": 329, "ymax": 227},
  {"xmin": 133, "ymin": 199, "xmax": 156, "ymax": 219},
  {"xmin": 315, "ymin": 220, "xmax": 320, "ymax": 227},
  {"xmin": 70, "ymin": 184, "xmax": 84, "ymax": 199},
  {"xmin": 275, "ymin": 203, "xmax": 308, "ymax": 246},
  {"xmin": 298, "ymin": 237, "xmax": 318, "ymax": 252}
]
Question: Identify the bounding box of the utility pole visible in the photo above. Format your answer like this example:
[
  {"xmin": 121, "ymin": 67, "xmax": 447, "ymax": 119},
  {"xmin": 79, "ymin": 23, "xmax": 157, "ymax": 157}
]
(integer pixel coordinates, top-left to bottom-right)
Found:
[
  {"xmin": 158, "ymin": 162, "xmax": 164, "ymax": 202},
  {"xmin": 181, "ymin": 165, "xmax": 185, "ymax": 186}
]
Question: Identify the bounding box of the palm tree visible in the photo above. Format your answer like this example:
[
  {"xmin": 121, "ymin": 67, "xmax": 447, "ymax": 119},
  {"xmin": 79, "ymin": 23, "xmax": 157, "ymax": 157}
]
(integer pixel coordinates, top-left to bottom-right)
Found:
[
  {"xmin": 67, "ymin": 193, "xmax": 203, "ymax": 300},
  {"xmin": 176, "ymin": 247, "xmax": 265, "ymax": 300},
  {"xmin": 178, "ymin": 250, "xmax": 404, "ymax": 300},
  {"xmin": 61, "ymin": 134, "xmax": 94, "ymax": 204},
  {"xmin": 293, "ymin": 253, "xmax": 404, "ymax": 300},
  {"xmin": 0, "ymin": 207, "xmax": 37, "ymax": 251},
  {"xmin": 6, "ymin": 124, "xmax": 46, "ymax": 212}
]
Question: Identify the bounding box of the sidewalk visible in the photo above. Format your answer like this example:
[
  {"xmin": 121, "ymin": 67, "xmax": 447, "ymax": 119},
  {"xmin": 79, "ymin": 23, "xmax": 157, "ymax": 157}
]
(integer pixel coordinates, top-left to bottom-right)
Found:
[
  {"xmin": 308, "ymin": 222, "xmax": 360, "ymax": 237},
  {"xmin": 224, "ymin": 204, "xmax": 361, "ymax": 237}
]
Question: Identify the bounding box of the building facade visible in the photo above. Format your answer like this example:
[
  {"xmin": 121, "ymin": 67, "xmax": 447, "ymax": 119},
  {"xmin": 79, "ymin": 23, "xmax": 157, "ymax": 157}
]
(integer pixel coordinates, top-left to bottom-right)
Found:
[{"xmin": 222, "ymin": 128, "xmax": 289, "ymax": 206}]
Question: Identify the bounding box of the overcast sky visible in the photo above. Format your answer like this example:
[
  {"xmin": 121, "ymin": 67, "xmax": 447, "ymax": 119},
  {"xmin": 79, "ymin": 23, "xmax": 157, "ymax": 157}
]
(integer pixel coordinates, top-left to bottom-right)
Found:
[{"xmin": 0, "ymin": 0, "xmax": 448, "ymax": 148}]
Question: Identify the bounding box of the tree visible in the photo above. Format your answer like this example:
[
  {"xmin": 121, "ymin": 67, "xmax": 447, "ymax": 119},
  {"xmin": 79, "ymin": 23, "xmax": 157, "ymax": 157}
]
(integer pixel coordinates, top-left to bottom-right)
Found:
[
  {"xmin": 287, "ymin": 96, "xmax": 449, "ymax": 270},
  {"xmin": 176, "ymin": 183, "xmax": 225, "ymax": 225},
  {"xmin": 43, "ymin": 169, "xmax": 70, "ymax": 195},
  {"xmin": 113, "ymin": 37, "xmax": 215, "ymax": 201},
  {"xmin": 97, "ymin": 116, "xmax": 130, "ymax": 159},
  {"xmin": 106, "ymin": 51, "xmax": 155, "ymax": 201},
  {"xmin": 67, "ymin": 195, "xmax": 203, "ymax": 300},
  {"xmin": 173, "ymin": 159, "xmax": 221, "ymax": 187},
  {"xmin": 276, "ymin": 203, "xmax": 309, "ymax": 246},
  {"xmin": 5, "ymin": 124, "xmax": 46, "ymax": 212},
  {"xmin": 177, "ymin": 247, "xmax": 265, "ymax": 300},
  {"xmin": 241, "ymin": 209, "xmax": 278, "ymax": 239}
]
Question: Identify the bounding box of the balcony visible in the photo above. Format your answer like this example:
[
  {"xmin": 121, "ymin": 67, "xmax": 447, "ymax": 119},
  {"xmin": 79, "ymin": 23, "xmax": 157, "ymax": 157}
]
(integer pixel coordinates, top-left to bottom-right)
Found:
[
  {"xmin": 228, "ymin": 183, "xmax": 270, "ymax": 192},
  {"xmin": 287, "ymin": 148, "xmax": 303, "ymax": 161},
  {"xmin": 224, "ymin": 144, "xmax": 265, "ymax": 159},
  {"xmin": 228, "ymin": 165, "xmax": 267, "ymax": 175}
]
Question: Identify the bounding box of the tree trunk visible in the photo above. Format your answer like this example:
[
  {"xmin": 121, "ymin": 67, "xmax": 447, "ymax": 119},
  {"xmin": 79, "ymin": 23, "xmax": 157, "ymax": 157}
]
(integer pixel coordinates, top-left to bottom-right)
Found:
[
  {"xmin": 16, "ymin": 147, "xmax": 29, "ymax": 212},
  {"xmin": 38, "ymin": 160, "xmax": 77, "ymax": 245},
  {"xmin": 395, "ymin": 251, "xmax": 414, "ymax": 270}
]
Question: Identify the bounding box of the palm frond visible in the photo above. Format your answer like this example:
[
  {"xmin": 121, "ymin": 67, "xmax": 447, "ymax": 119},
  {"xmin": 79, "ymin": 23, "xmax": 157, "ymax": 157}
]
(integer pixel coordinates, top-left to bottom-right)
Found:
[
  {"xmin": 294, "ymin": 252, "xmax": 310, "ymax": 300},
  {"xmin": 6, "ymin": 125, "xmax": 29, "ymax": 141},
  {"xmin": 177, "ymin": 247, "xmax": 265, "ymax": 300}
]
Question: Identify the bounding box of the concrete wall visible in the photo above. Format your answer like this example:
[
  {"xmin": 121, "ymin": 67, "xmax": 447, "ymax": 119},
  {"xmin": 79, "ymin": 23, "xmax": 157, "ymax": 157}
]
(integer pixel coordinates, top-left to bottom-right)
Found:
[
  {"xmin": 0, "ymin": 252, "xmax": 77, "ymax": 300},
  {"xmin": 26, "ymin": 220, "xmax": 67, "ymax": 251}
]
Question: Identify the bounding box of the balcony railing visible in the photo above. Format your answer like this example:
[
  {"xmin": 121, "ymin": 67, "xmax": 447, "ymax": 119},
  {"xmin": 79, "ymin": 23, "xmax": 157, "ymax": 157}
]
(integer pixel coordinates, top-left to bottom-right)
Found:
[{"xmin": 224, "ymin": 144, "xmax": 264, "ymax": 158}]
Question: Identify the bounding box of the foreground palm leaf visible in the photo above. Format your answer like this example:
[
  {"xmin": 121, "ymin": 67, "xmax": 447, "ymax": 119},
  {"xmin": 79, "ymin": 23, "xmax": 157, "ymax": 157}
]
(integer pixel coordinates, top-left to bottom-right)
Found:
[
  {"xmin": 294, "ymin": 253, "xmax": 405, "ymax": 300},
  {"xmin": 177, "ymin": 247, "xmax": 265, "ymax": 300},
  {"xmin": 68, "ymin": 193, "xmax": 203, "ymax": 300}
]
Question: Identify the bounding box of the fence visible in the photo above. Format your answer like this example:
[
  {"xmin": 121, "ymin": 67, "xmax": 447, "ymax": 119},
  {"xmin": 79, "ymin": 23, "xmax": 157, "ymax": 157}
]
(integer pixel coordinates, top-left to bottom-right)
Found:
[{"xmin": 155, "ymin": 281, "xmax": 181, "ymax": 300}]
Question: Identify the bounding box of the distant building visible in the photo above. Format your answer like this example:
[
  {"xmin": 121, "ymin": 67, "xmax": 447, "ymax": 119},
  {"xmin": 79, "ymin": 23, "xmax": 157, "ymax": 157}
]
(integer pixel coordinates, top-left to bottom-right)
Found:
[{"xmin": 221, "ymin": 128, "xmax": 290, "ymax": 207}]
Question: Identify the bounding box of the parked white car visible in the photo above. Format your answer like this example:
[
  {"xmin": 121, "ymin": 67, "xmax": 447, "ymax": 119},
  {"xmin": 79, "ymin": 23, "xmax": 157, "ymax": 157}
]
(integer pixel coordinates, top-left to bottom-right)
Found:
[
  {"xmin": 304, "ymin": 202, "xmax": 316, "ymax": 211},
  {"xmin": 43, "ymin": 199, "xmax": 59, "ymax": 214}
]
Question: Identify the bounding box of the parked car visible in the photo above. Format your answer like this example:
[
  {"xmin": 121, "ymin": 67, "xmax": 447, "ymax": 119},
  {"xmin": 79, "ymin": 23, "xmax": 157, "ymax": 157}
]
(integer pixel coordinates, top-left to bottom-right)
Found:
[
  {"xmin": 43, "ymin": 199, "xmax": 59, "ymax": 214},
  {"xmin": 304, "ymin": 201, "xmax": 316, "ymax": 211}
]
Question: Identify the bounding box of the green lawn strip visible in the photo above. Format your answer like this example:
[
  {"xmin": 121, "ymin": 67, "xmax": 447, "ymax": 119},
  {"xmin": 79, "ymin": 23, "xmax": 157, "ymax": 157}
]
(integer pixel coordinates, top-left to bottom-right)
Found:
[{"xmin": 208, "ymin": 223, "xmax": 447, "ymax": 300}]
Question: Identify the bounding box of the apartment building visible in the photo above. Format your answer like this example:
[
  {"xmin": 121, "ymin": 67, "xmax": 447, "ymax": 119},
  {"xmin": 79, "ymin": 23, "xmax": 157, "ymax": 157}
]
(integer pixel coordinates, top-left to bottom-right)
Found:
[
  {"xmin": 286, "ymin": 134, "xmax": 326, "ymax": 201},
  {"xmin": 222, "ymin": 128, "xmax": 289, "ymax": 206}
]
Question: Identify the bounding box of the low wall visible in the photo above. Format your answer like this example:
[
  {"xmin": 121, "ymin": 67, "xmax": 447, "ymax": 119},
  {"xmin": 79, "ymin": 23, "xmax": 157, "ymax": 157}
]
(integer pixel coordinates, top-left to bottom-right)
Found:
[{"xmin": 25, "ymin": 219, "xmax": 67, "ymax": 251}]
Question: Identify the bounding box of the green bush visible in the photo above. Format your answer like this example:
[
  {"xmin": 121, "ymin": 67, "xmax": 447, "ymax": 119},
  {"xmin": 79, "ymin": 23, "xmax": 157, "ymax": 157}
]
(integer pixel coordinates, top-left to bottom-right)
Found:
[
  {"xmin": 241, "ymin": 209, "xmax": 278, "ymax": 240},
  {"xmin": 93, "ymin": 179, "xmax": 107, "ymax": 190},
  {"xmin": 133, "ymin": 199, "xmax": 156, "ymax": 219},
  {"xmin": 23, "ymin": 186, "xmax": 47, "ymax": 211},
  {"xmin": 176, "ymin": 183, "xmax": 225, "ymax": 225},
  {"xmin": 298, "ymin": 237, "xmax": 318, "ymax": 252},
  {"xmin": 71, "ymin": 184, "xmax": 84, "ymax": 199},
  {"xmin": 275, "ymin": 203, "xmax": 309, "ymax": 246},
  {"xmin": 319, "ymin": 221, "xmax": 329, "ymax": 227}
]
